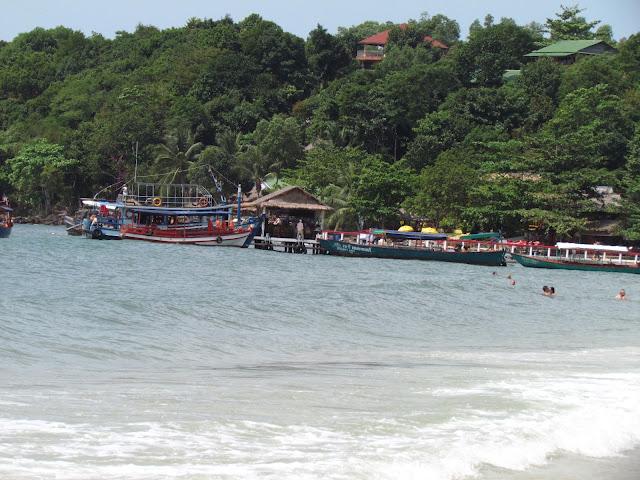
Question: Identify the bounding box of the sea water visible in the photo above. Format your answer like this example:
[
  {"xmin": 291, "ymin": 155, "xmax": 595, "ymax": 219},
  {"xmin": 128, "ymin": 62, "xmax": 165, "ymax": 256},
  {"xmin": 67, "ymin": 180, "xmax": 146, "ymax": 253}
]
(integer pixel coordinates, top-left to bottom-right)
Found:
[{"xmin": 1, "ymin": 225, "xmax": 639, "ymax": 480}]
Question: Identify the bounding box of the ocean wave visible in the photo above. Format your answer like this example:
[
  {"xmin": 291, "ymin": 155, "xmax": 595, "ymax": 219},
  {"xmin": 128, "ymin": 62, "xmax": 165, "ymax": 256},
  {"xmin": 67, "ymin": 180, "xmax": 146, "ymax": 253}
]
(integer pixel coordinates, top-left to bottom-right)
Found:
[{"xmin": 1, "ymin": 369, "xmax": 639, "ymax": 480}]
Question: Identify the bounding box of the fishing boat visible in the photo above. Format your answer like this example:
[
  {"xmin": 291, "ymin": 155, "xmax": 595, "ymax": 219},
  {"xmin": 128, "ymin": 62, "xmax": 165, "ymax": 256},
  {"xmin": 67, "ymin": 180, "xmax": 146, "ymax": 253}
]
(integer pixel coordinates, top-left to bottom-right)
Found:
[
  {"xmin": 0, "ymin": 198, "xmax": 13, "ymax": 238},
  {"xmin": 118, "ymin": 182, "xmax": 259, "ymax": 247},
  {"xmin": 512, "ymin": 242, "xmax": 640, "ymax": 274},
  {"xmin": 119, "ymin": 205, "xmax": 256, "ymax": 246},
  {"xmin": 64, "ymin": 203, "xmax": 91, "ymax": 236},
  {"xmin": 319, "ymin": 230, "xmax": 506, "ymax": 266},
  {"xmin": 78, "ymin": 199, "xmax": 125, "ymax": 239}
]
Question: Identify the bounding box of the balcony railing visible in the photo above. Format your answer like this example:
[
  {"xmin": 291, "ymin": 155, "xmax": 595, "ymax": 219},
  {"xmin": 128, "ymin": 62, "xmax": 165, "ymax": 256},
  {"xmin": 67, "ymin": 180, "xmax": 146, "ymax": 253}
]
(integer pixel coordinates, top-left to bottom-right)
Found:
[
  {"xmin": 356, "ymin": 49, "xmax": 385, "ymax": 61},
  {"xmin": 121, "ymin": 183, "xmax": 215, "ymax": 208}
]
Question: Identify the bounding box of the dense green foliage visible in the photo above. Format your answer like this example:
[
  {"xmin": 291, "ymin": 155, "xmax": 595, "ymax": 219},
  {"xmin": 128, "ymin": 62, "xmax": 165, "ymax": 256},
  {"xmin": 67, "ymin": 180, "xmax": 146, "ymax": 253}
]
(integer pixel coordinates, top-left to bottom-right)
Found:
[{"xmin": 0, "ymin": 6, "xmax": 638, "ymax": 241}]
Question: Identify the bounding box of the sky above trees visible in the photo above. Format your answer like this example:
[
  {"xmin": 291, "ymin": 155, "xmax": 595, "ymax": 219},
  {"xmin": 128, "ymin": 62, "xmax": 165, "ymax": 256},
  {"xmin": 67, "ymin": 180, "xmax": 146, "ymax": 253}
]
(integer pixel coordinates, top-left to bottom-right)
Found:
[{"xmin": 2, "ymin": 0, "xmax": 639, "ymax": 42}]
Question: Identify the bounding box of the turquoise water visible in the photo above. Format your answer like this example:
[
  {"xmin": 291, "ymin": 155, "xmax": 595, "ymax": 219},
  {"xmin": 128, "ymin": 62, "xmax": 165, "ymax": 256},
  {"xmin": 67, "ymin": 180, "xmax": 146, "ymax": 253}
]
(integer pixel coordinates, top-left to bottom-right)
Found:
[{"xmin": 1, "ymin": 225, "xmax": 640, "ymax": 480}]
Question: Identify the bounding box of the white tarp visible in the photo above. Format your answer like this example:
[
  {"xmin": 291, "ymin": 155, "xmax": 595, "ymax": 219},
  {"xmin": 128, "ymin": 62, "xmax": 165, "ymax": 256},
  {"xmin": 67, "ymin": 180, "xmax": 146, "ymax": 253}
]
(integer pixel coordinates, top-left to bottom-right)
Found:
[
  {"xmin": 81, "ymin": 199, "xmax": 119, "ymax": 210},
  {"xmin": 556, "ymin": 242, "xmax": 628, "ymax": 253}
]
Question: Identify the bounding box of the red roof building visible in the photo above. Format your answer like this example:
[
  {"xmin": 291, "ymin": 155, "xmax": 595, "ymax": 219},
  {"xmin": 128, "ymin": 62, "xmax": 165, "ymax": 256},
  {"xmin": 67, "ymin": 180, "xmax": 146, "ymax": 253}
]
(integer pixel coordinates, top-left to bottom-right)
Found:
[{"xmin": 356, "ymin": 24, "xmax": 449, "ymax": 67}]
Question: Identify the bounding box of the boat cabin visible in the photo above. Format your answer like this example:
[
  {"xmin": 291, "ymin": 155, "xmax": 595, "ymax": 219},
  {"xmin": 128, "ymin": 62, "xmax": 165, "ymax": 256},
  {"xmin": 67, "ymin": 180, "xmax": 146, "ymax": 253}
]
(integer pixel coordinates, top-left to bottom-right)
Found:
[
  {"xmin": 126, "ymin": 205, "xmax": 233, "ymax": 229},
  {"xmin": 0, "ymin": 204, "xmax": 12, "ymax": 226},
  {"xmin": 0, "ymin": 198, "xmax": 13, "ymax": 237}
]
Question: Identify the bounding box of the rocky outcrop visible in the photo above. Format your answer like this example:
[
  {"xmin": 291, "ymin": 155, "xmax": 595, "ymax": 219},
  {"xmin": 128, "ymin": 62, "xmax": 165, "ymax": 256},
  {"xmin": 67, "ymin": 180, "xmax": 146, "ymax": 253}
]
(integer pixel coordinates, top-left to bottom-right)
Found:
[{"xmin": 13, "ymin": 211, "xmax": 67, "ymax": 225}]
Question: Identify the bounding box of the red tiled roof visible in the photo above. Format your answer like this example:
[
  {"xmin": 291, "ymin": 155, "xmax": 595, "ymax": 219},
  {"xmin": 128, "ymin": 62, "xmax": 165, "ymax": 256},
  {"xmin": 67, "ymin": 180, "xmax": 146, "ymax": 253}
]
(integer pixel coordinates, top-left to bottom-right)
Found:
[
  {"xmin": 358, "ymin": 29, "xmax": 392, "ymax": 45},
  {"xmin": 423, "ymin": 35, "xmax": 448, "ymax": 49},
  {"xmin": 358, "ymin": 23, "xmax": 407, "ymax": 45},
  {"xmin": 358, "ymin": 25, "xmax": 448, "ymax": 49}
]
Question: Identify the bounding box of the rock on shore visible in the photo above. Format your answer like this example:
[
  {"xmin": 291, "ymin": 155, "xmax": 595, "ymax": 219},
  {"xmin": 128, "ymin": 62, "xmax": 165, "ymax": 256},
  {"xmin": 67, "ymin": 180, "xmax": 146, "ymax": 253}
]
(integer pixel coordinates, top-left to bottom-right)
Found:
[{"xmin": 13, "ymin": 212, "xmax": 67, "ymax": 225}]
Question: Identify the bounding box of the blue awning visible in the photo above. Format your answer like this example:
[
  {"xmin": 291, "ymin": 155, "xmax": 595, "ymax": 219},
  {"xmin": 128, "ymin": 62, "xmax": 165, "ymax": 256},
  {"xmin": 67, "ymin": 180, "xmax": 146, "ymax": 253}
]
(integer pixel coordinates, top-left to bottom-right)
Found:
[
  {"xmin": 124, "ymin": 206, "xmax": 231, "ymax": 216},
  {"xmin": 460, "ymin": 232, "xmax": 502, "ymax": 241}
]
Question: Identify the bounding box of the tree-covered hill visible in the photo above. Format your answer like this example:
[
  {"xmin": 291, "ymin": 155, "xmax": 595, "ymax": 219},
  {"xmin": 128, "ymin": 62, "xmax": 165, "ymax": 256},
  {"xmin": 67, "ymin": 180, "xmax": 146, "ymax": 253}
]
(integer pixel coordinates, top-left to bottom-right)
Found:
[{"xmin": 1, "ymin": 6, "xmax": 639, "ymax": 240}]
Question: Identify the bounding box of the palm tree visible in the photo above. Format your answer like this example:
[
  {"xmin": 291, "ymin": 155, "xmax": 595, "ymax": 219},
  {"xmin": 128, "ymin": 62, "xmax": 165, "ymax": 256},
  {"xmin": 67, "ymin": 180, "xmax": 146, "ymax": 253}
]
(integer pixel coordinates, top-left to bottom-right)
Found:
[
  {"xmin": 216, "ymin": 130, "xmax": 241, "ymax": 162},
  {"xmin": 235, "ymin": 146, "xmax": 281, "ymax": 197},
  {"xmin": 320, "ymin": 184, "xmax": 356, "ymax": 230},
  {"xmin": 319, "ymin": 162, "xmax": 359, "ymax": 230},
  {"xmin": 154, "ymin": 129, "xmax": 203, "ymax": 184}
]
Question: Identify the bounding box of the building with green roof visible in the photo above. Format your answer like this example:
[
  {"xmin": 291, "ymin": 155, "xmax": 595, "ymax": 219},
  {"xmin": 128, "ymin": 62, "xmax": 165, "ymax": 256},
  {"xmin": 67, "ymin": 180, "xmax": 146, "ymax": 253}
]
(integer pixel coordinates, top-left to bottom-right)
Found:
[{"xmin": 525, "ymin": 40, "xmax": 617, "ymax": 64}]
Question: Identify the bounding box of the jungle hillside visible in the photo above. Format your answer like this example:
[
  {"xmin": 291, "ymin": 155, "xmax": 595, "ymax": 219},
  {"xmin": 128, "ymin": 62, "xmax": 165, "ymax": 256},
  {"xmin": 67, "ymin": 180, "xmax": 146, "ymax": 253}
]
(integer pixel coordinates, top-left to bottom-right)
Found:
[{"xmin": 1, "ymin": 5, "xmax": 639, "ymax": 240}]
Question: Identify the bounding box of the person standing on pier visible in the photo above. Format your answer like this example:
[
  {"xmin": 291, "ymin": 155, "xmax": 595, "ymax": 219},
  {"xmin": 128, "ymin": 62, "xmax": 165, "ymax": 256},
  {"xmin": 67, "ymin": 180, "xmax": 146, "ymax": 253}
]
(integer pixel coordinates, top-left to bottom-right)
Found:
[{"xmin": 296, "ymin": 219, "xmax": 304, "ymax": 242}]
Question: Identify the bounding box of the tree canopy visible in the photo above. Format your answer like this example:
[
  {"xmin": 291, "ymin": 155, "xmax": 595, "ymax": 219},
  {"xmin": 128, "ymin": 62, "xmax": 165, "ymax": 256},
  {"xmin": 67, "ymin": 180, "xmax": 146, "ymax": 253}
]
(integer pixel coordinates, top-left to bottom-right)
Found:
[{"xmin": 0, "ymin": 5, "xmax": 638, "ymax": 242}]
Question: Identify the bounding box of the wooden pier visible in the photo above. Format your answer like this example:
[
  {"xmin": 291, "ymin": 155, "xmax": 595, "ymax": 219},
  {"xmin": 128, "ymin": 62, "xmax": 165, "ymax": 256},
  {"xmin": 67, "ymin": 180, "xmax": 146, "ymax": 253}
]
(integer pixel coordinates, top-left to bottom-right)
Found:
[{"xmin": 253, "ymin": 236, "xmax": 324, "ymax": 254}]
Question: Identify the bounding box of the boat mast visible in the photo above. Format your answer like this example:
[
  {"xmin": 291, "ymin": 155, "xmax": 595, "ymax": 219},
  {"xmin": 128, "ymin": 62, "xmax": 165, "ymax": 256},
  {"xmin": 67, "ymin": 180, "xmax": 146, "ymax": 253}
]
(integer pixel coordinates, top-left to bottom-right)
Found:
[
  {"xmin": 237, "ymin": 184, "xmax": 242, "ymax": 224},
  {"xmin": 133, "ymin": 141, "xmax": 139, "ymax": 184}
]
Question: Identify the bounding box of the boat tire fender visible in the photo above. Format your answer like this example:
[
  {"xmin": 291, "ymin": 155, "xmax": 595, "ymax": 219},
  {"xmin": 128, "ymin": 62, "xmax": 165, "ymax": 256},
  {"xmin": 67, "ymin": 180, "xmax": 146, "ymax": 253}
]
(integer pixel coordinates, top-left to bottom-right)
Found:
[
  {"xmin": 152, "ymin": 197, "xmax": 162, "ymax": 207},
  {"xmin": 216, "ymin": 236, "xmax": 223, "ymax": 244},
  {"xmin": 92, "ymin": 229, "xmax": 103, "ymax": 240}
]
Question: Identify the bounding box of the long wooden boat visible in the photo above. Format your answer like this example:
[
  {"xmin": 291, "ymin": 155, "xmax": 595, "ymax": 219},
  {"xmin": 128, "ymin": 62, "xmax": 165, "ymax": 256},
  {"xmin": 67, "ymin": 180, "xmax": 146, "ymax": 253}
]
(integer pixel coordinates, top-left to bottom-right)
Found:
[
  {"xmin": 319, "ymin": 235, "xmax": 506, "ymax": 267},
  {"xmin": 119, "ymin": 205, "xmax": 259, "ymax": 247},
  {"xmin": 0, "ymin": 201, "xmax": 13, "ymax": 238},
  {"xmin": 79, "ymin": 182, "xmax": 260, "ymax": 247},
  {"xmin": 512, "ymin": 242, "xmax": 640, "ymax": 274}
]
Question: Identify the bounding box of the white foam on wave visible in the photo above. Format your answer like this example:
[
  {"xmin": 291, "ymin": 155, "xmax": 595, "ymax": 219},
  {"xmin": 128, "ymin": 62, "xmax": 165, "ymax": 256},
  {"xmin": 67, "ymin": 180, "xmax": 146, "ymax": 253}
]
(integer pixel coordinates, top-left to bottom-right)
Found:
[
  {"xmin": 377, "ymin": 372, "xmax": 640, "ymax": 479},
  {"xmin": 2, "ymin": 372, "xmax": 639, "ymax": 480},
  {"xmin": 2, "ymin": 352, "xmax": 640, "ymax": 479}
]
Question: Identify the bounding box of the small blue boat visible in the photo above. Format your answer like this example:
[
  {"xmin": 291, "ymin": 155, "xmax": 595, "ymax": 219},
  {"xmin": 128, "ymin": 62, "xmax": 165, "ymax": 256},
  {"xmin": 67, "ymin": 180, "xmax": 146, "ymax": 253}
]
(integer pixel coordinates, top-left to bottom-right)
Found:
[{"xmin": 80, "ymin": 199, "xmax": 126, "ymax": 239}]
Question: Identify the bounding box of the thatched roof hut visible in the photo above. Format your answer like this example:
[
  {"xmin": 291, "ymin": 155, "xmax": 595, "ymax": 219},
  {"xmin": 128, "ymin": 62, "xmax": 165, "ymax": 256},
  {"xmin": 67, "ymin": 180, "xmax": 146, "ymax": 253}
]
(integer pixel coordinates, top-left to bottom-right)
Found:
[
  {"xmin": 240, "ymin": 186, "xmax": 332, "ymax": 238},
  {"xmin": 243, "ymin": 186, "xmax": 332, "ymax": 213}
]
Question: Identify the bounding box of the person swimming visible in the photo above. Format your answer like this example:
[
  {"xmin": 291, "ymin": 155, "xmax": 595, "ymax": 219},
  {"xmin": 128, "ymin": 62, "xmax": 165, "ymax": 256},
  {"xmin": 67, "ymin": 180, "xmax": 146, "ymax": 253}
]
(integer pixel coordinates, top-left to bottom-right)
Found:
[
  {"xmin": 616, "ymin": 289, "xmax": 627, "ymax": 300},
  {"xmin": 543, "ymin": 286, "xmax": 551, "ymax": 296}
]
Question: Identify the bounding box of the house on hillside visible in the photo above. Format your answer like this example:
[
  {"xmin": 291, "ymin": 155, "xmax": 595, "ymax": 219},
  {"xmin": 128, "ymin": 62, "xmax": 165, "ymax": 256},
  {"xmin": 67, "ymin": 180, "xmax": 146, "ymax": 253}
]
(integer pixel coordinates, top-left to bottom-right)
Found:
[
  {"xmin": 524, "ymin": 39, "xmax": 617, "ymax": 65},
  {"xmin": 503, "ymin": 39, "xmax": 617, "ymax": 83},
  {"xmin": 356, "ymin": 24, "xmax": 448, "ymax": 68}
]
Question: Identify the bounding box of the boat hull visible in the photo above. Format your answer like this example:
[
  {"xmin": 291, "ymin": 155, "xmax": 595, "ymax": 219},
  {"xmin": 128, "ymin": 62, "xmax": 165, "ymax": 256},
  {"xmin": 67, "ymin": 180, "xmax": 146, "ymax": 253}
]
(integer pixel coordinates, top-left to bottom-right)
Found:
[
  {"xmin": 512, "ymin": 253, "xmax": 640, "ymax": 274},
  {"xmin": 64, "ymin": 215, "xmax": 83, "ymax": 236},
  {"xmin": 122, "ymin": 229, "xmax": 251, "ymax": 247},
  {"xmin": 319, "ymin": 239, "xmax": 506, "ymax": 266},
  {"xmin": 84, "ymin": 228, "xmax": 122, "ymax": 240},
  {"xmin": 0, "ymin": 225, "xmax": 11, "ymax": 238}
]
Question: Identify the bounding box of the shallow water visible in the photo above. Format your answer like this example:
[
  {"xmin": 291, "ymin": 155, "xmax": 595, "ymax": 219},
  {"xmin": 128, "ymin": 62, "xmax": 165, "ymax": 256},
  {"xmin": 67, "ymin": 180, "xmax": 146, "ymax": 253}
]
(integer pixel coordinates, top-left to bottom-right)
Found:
[{"xmin": 1, "ymin": 225, "xmax": 639, "ymax": 480}]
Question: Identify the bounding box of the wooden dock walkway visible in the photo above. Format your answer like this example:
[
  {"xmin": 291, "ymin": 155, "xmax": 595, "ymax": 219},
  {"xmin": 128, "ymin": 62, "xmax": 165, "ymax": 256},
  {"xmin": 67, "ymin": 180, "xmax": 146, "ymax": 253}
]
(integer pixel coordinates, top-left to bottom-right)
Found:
[{"xmin": 253, "ymin": 236, "xmax": 324, "ymax": 254}]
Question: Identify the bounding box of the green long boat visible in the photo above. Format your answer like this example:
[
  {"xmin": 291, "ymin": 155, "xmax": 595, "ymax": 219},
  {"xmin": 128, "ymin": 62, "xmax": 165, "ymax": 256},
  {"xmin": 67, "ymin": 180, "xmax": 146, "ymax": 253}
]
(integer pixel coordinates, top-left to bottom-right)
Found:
[
  {"xmin": 319, "ymin": 238, "xmax": 506, "ymax": 267},
  {"xmin": 512, "ymin": 252, "xmax": 640, "ymax": 274}
]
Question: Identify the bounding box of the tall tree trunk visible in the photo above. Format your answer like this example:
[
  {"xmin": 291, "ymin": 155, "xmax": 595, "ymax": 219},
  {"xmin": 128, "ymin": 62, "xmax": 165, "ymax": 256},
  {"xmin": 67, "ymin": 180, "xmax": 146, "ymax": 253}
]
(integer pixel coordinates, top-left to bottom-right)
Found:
[{"xmin": 43, "ymin": 187, "xmax": 51, "ymax": 215}]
